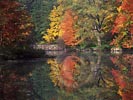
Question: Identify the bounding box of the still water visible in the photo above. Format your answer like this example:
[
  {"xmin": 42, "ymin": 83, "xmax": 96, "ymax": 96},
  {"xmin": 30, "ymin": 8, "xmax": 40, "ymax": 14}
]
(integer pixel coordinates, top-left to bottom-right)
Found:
[{"xmin": 0, "ymin": 52, "xmax": 133, "ymax": 100}]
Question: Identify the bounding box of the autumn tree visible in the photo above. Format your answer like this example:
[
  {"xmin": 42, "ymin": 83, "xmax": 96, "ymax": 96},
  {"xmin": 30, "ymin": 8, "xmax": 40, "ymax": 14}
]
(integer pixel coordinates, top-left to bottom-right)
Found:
[
  {"xmin": 68, "ymin": 0, "xmax": 118, "ymax": 50},
  {"xmin": 48, "ymin": 55, "xmax": 80, "ymax": 92},
  {"xmin": 43, "ymin": 0, "xmax": 83, "ymax": 47},
  {"xmin": 110, "ymin": 0, "xmax": 133, "ymax": 48},
  {"xmin": 0, "ymin": 0, "xmax": 33, "ymax": 47},
  {"xmin": 60, "ymin": 9, "xmax": 82, "ymax": 46},
  {"xmin": 43, "ymin": 4, "xmax": 63, "ymax": 43},
  {"xmin": 110, "ymin": 54, "xmax": 133, "ymax": 100}
]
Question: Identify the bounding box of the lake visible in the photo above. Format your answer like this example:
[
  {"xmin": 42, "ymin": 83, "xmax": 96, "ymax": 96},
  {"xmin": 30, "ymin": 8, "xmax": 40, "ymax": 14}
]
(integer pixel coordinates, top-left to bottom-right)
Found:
[{"xmin": 0, "ymin": 51, "xmax": 133, "ymax": 100}]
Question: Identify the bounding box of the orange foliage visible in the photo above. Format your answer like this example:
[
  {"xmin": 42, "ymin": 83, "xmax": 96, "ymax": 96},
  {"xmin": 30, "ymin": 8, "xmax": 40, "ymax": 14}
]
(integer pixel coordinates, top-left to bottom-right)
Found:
[
  {"xmin": 60, "ymin": 55, "xmax": 79, "ymax": 91},
  {"xmin": 121, "ymin": 0, "xmax": 133, "ymax": 13},
  {"xmin": 113, "ymin": 0, "xmax": 133, "ymax": 33},
  {"xmin": 112, "ymin": 14, "xmax": 127, "ymax": 34},
  {"xmin": 111, "ymin": 69, "xmax": 126, "ymax": 89},
  {"xmin": 60, "ymin": 9, "xmax": 79, "ymax": 46},
  {"xmin": 121, "ymin": 0, "xmax": 133, "ymax": 35},
  {"xmin": 48, "ymin": 55, "xmax": 80, "ymax": 92},
  {"xmin": 130, "ymin": 17, "xmax": 133, "ymax": 35},
  {"xmin": 120, "ymin": 91, "xmax": 133, "ymax": 100},
  {"xmin": 111, "ymin": 0, "xmax": 133, "ymax": 48},
  {"xmin": 110, "ymin": 55, "xmax": 133, "ymax": 100},
  {"xmin": 122, "ymin": 39, "xmax": 133, "ymax": 48}
]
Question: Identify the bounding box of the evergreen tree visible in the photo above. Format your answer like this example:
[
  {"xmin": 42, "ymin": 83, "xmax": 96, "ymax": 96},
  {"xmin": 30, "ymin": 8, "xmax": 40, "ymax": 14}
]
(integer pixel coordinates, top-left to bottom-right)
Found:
[{"xmin": 18, "ymin": 0, "xmax": 56, "ymax": 42}]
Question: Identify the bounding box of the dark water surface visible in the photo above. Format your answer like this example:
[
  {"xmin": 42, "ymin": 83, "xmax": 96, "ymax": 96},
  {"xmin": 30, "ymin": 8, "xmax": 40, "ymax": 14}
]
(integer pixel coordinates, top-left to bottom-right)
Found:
[{"xmin": 0, "ymin": 52, "xmax": 133, "ymax": 100}]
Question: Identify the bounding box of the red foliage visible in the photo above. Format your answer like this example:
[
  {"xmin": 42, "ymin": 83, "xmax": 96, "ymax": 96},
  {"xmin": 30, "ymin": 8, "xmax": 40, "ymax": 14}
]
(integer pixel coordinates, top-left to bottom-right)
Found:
[
  {"xmin": 111, "ymin": 69, "xmax": 126, "ymax": 89},
  {"xmin": 112, "ymin": 0, "xmax": 133, "ymax": 34},
  {"xmin": 121, "ymin": 0, "xmax": 133, "ymax": 13},
  {"xmin": 121, "ymin": 91, "xmax": 133, "ymax": 100},
  {"xmin": 111, "ymin": 0, "xmax": 133, "ymax": 48},
  {"xmin": 0, "ymin": 69, "xmax": 28, "ymax": 100},
  {"xmin": 121, "ymin": 0, "xmax": 133, "ymax": 34},
  {"xmin": 130, "ymin": 17, "xmax": 133, "ymax": 35},
  {"xmin": 112, "ymin": 14, "xmax": 127, "ymax": 34},
  {"xmin": 0, "ymin": 0, "xmax": 33, "ymax": 47},
  {"xmin": 110, "ymin": 55, "xmax": 133, "ymax": 100},
  {"xmin": 60, "ymin": 9, "xmax": 79, "ymax": 46}
]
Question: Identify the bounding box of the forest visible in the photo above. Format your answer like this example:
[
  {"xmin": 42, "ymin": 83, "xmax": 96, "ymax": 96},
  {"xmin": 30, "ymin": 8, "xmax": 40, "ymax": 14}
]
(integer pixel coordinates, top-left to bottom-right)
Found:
[
  {"xmin": 0, "ymin": 1, "xmax": 133, "ymax": 100},
  {"xmin": 0, "ymin": 0, "xmax": 133, "ymax": 60}
]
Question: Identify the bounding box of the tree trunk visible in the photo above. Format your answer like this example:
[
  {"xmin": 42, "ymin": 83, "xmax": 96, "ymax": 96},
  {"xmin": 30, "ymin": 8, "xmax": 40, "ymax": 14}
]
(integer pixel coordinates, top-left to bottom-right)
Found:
[
  {"xmin": 95, "ymin": 33, "xmax": 101, "ymax": 51},
  {"xmin": 97, "ymin": 36, "xmax": 101, "ymax": 48}
]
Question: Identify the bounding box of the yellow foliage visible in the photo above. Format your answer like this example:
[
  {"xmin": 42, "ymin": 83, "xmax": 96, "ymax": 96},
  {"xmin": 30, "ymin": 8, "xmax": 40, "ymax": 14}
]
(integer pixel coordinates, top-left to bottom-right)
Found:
[
  {"xmin": 117, "ymin": 6, "xmax": 122, "ymax": 12},
  {"xmin": 22, "ymin": 32, "xmax": 29, "ymax": 35},
  {"xmin": 117, "ymin": 89, "xmax": 122, "ymax": 96},
  {"xmin": 19, "ymin": 25, "xmax": 25, "ymax": 29},
  {"xmin": 48, "ymin": 59, "xmax": 61, "ymax": 86},
  {"xmin": 104, "ymin": 79, "xmax": 115, "ymax": 88},
  {"xmin": 43, "ymin": 5, "xmax": 64, "ymax": 43}
]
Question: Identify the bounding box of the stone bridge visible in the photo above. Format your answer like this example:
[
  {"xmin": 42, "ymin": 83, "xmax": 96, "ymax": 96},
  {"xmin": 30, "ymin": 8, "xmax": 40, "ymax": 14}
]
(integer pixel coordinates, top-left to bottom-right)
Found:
[
  {"xmin": 32, "ymin": 44, "xmax": 66, "ymax": 56},
  {"xmin": 32, "ymin": 44, "xmax": 65, "ymax": 51}
]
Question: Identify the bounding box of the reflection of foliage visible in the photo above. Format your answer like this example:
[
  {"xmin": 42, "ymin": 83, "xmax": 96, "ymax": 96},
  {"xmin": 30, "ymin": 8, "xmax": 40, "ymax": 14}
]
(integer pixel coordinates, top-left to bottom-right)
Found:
[
  {"xmin": 0, "ymin": 62, "xmax": 35, "ymax": 100},
  {"xmin": 55, "ymin": 72, "xmax": 119, "ymax": 100},
  {"xmin": 48, "ymin": 55, "xmax": 80, "ymax": 92},
  {"xmin": 31, "ymin": 62, "xmax": 57, "ymax": 100},
  {"xmin": 0, "ymin": 70, "xmax": 24, "ymax": 100},
  {"xmin": 110, "ymin": 54, "xmax": 133, "ymax": 100},
  {"xmin": 60, "ymin": 55, "xmax": 80, "ymax": 91},
  {"xmin": 48, "ymin": 52, "xmax": 122, "ymax": 100},
  {"xmin": 48, "ymin": 59, "xmax": 61, "ymax": 86}
]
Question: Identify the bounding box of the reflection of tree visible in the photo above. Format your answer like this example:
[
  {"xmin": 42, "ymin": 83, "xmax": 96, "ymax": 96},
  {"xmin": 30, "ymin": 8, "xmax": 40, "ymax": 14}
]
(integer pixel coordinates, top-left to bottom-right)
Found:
[
  {"xmin": 48, "ymin": 52, "xmax": 120, "ymax": 100},
  {"xmin": 77, "ymin": 52, "xmax": 107, "ymax": 88},
  {"xmin": 110, "ymin": 54, "xmax": 133, "ymax": 100},
  {"xmin": 48, "ymin": 54, "xmax": 80, "ymax": 92},
  {"xmin": 0, "ymin": 62, "xmax": 34, "ymax": 100},
  {"xmin": 30, "ymin": 62, "xmax": 57, "ymax": 100},
  {"xmin": 0, "ymin": 70, "xmax": 19, "ymax": 100},
  {"xmin": 0, "ymin": 61, "xmax": 58, "ymax": 100},
  {"xmin": 72, "ymin": 52, "xmax": 119, "ymax": 100}
]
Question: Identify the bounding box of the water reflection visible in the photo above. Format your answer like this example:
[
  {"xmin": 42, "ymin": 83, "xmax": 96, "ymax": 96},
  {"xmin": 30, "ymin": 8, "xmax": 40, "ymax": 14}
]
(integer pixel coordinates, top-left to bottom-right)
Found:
[
  {"xmin": 48, "ymin": 53, "xmax": 80, "ymax": 92},
  {"xmin": 0, "ymin": 60, "xmax": 57, "ymax": 100},
  {"xmin": 0, "ymin": 62, "xmax": 35, "ymax": 100},
  {"xmin": 0, "ymin": 52, "xmax": 133, "ymax": 100},
  {"xmin": 110, "ymin": 54, "xmax": 133, "ymax": 100},
  {"xmin": 48, "ymin": 52, "xmax": 133, "ymax": 100}
]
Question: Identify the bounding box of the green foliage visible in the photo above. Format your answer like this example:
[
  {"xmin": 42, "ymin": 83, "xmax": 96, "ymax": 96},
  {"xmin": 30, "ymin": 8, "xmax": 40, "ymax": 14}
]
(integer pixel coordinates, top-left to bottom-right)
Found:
[
  {"xmin": 71, "ymin": 0, "xmax": 117, "ymax": 48},
  {"xmin": 78, "ymin": 41, "xmax": 88, "ymax": 49},
  {"xmin": 42, "ymin": 0, "xmax": 118, "ymax": 49},
  {"xmin": 31, "ymin": 63, "xmax": 57, "ymax": 100},
  {"xmin": 17, "ymin": 0, "xmax": 56, "ymax": 42}
]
